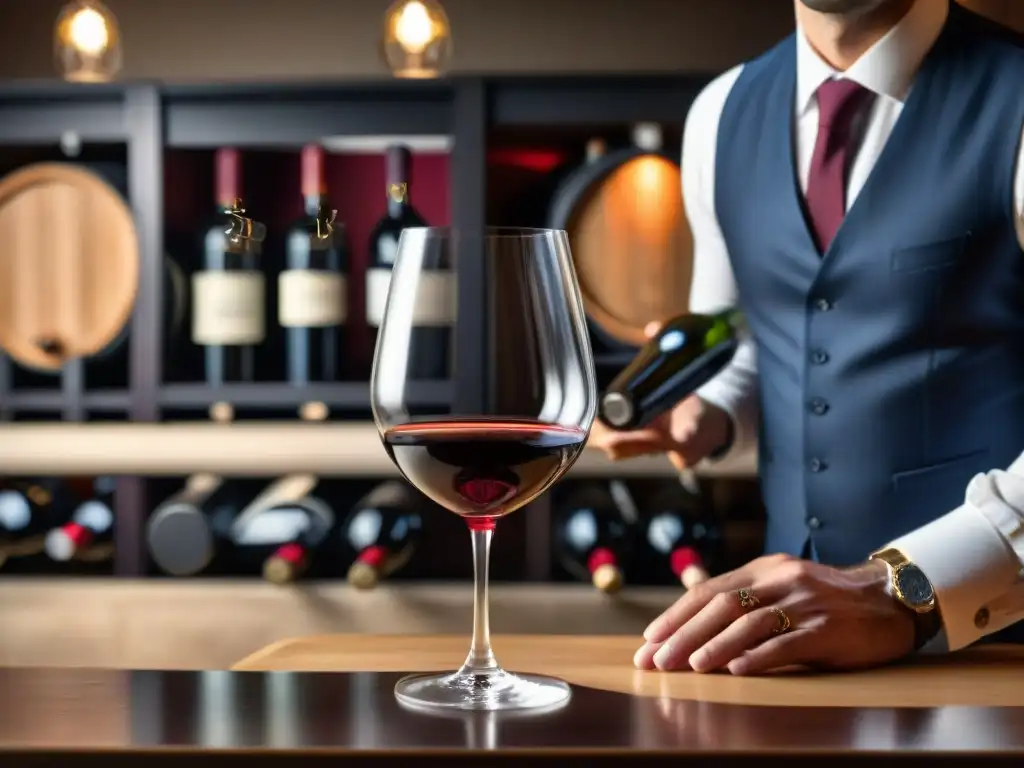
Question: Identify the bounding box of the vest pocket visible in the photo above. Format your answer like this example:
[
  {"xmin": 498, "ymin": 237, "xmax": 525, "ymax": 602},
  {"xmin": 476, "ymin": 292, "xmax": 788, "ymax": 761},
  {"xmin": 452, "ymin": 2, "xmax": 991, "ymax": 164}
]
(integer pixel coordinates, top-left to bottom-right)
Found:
[
  {"xmin": 891, "ymin": 448, "xmax": 989, "ymax": 496},
  {"xmin": 890, "ymin": 232, "xmax": 971, "ymax": 273}
]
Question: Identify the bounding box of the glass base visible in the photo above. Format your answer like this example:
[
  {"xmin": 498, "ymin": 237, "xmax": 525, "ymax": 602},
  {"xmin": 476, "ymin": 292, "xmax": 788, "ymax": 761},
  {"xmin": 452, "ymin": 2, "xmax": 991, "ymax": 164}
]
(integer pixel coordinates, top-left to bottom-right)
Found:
[{"xmin": 394, "ymin": 668, "xmax": 572, "ymax": 712}]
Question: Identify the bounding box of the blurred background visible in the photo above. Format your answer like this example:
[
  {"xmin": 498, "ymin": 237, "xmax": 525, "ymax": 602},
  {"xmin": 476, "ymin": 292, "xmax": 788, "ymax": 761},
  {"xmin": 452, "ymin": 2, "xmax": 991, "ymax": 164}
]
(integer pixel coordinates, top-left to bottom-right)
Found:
[{"xmin": 0, "ymin": 0, "xmax": 1018, "ymax": 672}]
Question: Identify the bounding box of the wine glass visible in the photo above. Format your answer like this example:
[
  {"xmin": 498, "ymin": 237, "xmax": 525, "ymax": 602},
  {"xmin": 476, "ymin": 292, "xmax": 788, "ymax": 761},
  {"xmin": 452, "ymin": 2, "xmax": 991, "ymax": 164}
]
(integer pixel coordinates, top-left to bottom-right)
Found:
[{"xmin": 371, "ymin": 227, "xmax": 597, "ymax": 712}]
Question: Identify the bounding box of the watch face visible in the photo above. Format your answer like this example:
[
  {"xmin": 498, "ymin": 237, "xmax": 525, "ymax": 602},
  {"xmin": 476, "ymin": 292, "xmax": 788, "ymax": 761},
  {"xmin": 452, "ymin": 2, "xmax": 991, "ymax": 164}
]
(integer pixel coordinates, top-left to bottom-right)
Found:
[{"xmin": 896, "ymin": 565, "xmax": 934, "ymax": 608}]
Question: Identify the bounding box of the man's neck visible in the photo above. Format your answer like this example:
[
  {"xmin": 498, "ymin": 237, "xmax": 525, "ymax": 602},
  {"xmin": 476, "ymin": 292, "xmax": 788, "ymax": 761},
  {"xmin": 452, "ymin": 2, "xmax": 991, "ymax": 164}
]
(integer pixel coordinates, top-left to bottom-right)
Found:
[{"xmin": 795, "ymin": 0, "xmax": 917, "ymax": 70}]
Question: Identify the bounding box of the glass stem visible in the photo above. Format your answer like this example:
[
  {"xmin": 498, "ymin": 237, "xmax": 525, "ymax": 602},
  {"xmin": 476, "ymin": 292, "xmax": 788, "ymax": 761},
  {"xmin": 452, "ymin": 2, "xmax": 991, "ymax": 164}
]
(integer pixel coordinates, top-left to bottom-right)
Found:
[{"xmin": 461, "ymin": 526, "xmax": 499, "ymax": 675}]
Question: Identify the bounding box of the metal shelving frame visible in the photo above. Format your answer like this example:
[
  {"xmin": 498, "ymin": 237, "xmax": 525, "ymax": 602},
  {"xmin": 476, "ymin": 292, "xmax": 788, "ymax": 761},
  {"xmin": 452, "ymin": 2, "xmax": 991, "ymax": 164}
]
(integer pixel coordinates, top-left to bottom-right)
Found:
[{"xmin": 0, "ymin": 74, "xmax": 711, "ymax": 576}]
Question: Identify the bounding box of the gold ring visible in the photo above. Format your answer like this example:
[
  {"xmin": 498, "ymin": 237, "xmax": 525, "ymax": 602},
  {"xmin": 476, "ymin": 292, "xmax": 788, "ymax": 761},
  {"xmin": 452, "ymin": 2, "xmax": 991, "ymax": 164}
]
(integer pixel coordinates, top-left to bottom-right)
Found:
[
  {"xmin": 737, "ymin": 587, "xmax": 760, "ymax": 610},
  {"xmin": 769, "ymin": 606, "xmax": 792, "ymax": 635}
]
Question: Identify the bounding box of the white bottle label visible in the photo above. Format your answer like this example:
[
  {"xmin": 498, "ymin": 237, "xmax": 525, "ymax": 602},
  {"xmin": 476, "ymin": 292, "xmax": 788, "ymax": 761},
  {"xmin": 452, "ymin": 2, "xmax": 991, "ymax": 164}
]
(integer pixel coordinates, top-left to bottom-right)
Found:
[
  {"xmin": 278, "ymin": 270, "xmax": 347, "ymax": 328},
  {"xmin": 192, "ymin": 271, "xmax": 266, "ymax": 345},
  {"xmin": 365, "ymin": 268, "xmax": 456, "ymax": 328}
]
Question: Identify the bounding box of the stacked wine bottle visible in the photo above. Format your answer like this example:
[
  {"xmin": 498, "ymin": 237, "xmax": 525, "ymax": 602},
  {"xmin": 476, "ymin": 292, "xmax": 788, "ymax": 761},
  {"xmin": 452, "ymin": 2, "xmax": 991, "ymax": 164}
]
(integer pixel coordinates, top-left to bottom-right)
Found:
[{"xmin": 552, "ymin": 476, "xmax": 722, "ymax": 594}]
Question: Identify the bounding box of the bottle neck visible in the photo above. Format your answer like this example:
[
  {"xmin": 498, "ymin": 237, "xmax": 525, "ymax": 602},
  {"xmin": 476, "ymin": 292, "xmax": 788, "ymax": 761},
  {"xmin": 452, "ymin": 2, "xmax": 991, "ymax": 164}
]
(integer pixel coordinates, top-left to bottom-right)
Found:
[
  {"xmin": 387, "ymin": 185, "xmax": 410, "ymax": 219},
  {"xmin": 304, "ymin": 194, "xmax": 323, "ymax": 218},
  {"xmin": 710, "ymin": 308, "xmax": 746, "ymax": 334}
]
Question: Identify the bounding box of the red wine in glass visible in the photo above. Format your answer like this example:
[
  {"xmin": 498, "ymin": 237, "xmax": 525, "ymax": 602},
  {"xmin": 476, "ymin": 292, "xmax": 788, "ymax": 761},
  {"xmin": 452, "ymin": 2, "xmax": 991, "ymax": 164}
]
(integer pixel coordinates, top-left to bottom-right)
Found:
[
  {"xmin": 371, "ymin": 226, "xmax": 596, "ymax": 713},
  {"xmin": 384, "ymin": 419, "xmax": 587, "ymax": 530}
]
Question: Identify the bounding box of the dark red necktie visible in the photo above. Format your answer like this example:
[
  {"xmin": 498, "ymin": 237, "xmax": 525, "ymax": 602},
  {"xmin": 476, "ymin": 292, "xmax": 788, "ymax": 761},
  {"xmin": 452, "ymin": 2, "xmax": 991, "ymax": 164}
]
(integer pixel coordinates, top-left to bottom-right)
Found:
[{"xmin": 805, "ymin": 78, "xmax": 872, "ymax": 253}]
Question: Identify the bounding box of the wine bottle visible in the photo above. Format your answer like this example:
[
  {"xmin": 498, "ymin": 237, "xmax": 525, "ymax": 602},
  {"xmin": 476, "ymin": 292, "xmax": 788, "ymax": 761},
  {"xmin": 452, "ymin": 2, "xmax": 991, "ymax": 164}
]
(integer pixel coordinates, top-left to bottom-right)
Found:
[
  {"xmin": 553, "ymin": 482, "xmax": 636, "ymax": 594},
  {"xmin": 366, "ymin": 145, "xmax": 452, "ymax": 379},
  {"xmin": 0, "ymin": 479, "xmax": 76, "ymax": 563},
  {"xmin": 261, "ymin": 497, "xmax": 335, "ymax": 585},
  {"xmin": 343, "ymin": 481, "xmax": 423, "ymax": 590},
  {"xmin": 146, "ymin": 474, "xmax": 240, "ymax": 577},
  {"xmin": 192, "ymin": 148, "xmax": 268, "ymax": 385},
  {"xmin": 44, "ymin": 476, "xmax": 117, "ymax": 563},
  {"xmin": 644, "ymin": 480, "xmax": 720, "ymax": 589},
  {"xmin": 279, "ymin": 144, "xmax": 348, "ymax": 387},
  {"xmin": 228, "ymin": 474, "xmax": 333, "ymax": 584},
  {"xmin": 599, "ymin": 309, "xmax": 745, "ymax": 431}
]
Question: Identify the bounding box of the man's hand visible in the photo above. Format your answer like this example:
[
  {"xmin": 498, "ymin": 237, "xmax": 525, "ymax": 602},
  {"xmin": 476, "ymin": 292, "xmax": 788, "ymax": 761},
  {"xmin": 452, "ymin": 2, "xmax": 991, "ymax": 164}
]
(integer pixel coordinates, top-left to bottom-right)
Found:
[
  {"xmin": 589, "ymin": 322, "xmax": 733, "ymax": 471},
  {"xmin": 634, "ymin": 554, "xmax": 917, "ymax": 675}
]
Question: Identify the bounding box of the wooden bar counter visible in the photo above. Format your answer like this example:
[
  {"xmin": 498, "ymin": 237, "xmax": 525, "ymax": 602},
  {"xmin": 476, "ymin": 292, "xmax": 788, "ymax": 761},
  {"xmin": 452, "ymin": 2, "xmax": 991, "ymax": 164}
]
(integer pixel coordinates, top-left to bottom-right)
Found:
[{"xmin": 2, "ymin": 635, "xmax": 1024, "ymax": 764}]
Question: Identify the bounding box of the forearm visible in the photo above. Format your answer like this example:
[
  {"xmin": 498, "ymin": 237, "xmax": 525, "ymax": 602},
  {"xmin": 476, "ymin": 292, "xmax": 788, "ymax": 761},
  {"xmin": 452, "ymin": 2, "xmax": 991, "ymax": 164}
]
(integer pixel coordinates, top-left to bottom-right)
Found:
[{"xmin": 887, "ymin": 453, "xmax": 1024, "ymax": 651}]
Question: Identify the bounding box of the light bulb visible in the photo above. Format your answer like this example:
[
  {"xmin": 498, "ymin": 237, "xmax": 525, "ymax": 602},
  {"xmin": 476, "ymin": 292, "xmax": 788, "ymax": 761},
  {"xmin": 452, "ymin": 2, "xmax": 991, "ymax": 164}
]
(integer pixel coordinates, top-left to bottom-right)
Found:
[
  {"xmin": 395, "ymin": 1, "xmax": 433, "ymax": 54},
  {"xmin": 54, "ymin": 1, "xmax": 123, "ymax": 83},
  {"xmin": 68, "ymin": 7, "xmax": 109, "ymax": 55},
  {"xmin": 381, "ymin": 0, "xmax": 452, "ymax": 79}
]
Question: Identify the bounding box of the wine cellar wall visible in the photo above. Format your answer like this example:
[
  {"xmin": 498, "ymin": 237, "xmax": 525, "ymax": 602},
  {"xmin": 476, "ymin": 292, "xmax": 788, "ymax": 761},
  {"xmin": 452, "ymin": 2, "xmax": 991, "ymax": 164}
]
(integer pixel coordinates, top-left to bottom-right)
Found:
[{"xmin": 0, "ymin": 78, "xmax": 764, "ymax": 588}]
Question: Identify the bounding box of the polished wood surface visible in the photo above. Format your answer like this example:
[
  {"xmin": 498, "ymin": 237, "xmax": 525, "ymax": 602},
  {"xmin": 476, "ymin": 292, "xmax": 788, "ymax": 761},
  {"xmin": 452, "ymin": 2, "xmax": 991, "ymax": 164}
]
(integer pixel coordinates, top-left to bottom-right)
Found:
[
  {"xmin": 0, "ymin": 163, "xmax": 138, "ymax": 370},
  {"xmin": 1, "ymin": 665, "xmax": 1023, "ymax": 759},
  {"xmin": 235, "ymin": 633, "xmax": 1024, "ymax": 708},
  {"xmin": 0, "ymin": 581, "xmax": 677, "ymax": 669}
]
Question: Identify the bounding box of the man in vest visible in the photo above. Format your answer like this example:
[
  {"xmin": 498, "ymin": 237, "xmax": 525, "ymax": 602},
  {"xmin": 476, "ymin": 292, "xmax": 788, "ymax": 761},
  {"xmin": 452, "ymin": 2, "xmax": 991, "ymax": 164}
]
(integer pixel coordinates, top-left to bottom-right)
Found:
[{"xmin": 592, "ymin": 0, "xmax": 1024, "ymax": 674}]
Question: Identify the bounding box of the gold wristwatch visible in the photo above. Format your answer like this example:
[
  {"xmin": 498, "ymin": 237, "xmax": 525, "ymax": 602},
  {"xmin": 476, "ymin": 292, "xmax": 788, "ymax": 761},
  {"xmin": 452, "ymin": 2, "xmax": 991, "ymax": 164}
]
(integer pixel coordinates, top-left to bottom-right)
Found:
[{"xmin": 869, "ymin": 547, "xmax": 942, "ymax": 650}]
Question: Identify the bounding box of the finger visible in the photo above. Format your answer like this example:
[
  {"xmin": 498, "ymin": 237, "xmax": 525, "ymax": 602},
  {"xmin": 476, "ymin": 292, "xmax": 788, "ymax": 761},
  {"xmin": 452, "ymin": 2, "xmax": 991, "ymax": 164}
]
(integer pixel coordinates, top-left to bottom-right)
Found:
[
  {"xmin": 650, "ymin": 591, "xmax": 742, "ymax": 670},
  {"xmin": 633, "ymin": 641, "xmax": 659, "ymax": 670},
  {"xmin": 726, "ymin": 631, "xmax": 814, "ymax": 676},
  {"xmin": 689, "ymin": 604, "xmax": 797, "ymax": 673},
  {"xmin": 595, "ymin": 434, "xmax": 673, "ymax": 461},
  {"xmin": 644, "ymin": 321, "xmax": 663, "ymax": 338},
  {"xmin": 643, "ymin": 567, "xmax": 759, "ymax": 643},
  {"xmin": 667, "ymin": 451, "xmax": 689, "ymax": 472},
  {"xmin": 650, "ymin": 585, "xmax": 787, "ymax": 671}
]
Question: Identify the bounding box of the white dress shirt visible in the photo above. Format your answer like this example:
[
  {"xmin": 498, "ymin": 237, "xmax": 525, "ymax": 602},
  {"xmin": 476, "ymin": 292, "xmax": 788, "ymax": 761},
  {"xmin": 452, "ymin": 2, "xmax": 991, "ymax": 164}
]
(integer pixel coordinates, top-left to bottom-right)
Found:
[{"xmin": 686, "ymin": 0, "xmax": 1024, "ymax": 651}]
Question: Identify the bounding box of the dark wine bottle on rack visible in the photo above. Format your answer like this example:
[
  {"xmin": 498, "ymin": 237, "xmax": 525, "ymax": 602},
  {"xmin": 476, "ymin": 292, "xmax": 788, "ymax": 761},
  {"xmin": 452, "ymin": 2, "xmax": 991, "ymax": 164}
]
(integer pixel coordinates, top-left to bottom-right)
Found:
[
  {"xmin": 553, "ymin": 482, "xmax": 636, "ymax": 594},
  {"xmin": 279, "ymin": 144, "xmax": 348, "ymax": 387},
  {"xmin": 261, "ymin": 497, "xmax": 335, "ymax": 585},
  {"xmin": 0, "ymin": 479, "xmax": 77, "ymax": 565},
  {"xmin": 343, "ymin": 481, "xmax": 423, "ymax": 590},
  {"xmin": 643, "ymin": 481, "xmax": 719, "ymax": 589},
  {"xmin": 366, "ymin": 145, "xmax": 451, "ymax": 379},
  {"xmin": 146, "ymin": 474, "xmax": 242, "ymax": 577},
  {"xmin": 599, "ymin": 309, "xmax": 745, "ymax": 431},
  {"xmin": 44, "ymin": 476, "xmax": 117, "ymax": 563},
  {"xmin": 192, "ymin": 148, "xmax": 268, "ymax": 385},
  {"xmin": 229, "ymin": 474, "xmax": 334, "ymax": 584}
]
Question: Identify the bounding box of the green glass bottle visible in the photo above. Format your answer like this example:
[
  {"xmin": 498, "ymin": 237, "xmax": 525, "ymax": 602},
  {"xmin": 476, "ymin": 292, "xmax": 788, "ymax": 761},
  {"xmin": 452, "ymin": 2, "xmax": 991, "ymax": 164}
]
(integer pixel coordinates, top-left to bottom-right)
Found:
[{"xmin": 599, "ymin": 309, "xmax": 745, "ymax": 431}]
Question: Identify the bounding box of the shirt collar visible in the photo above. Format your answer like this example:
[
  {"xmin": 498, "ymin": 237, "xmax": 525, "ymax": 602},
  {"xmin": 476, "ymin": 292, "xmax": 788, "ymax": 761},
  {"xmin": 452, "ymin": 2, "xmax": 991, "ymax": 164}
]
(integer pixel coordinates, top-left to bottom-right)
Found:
[{"xmin": 795, "ymin": 0, "xmax": 948, "ymax": 116}]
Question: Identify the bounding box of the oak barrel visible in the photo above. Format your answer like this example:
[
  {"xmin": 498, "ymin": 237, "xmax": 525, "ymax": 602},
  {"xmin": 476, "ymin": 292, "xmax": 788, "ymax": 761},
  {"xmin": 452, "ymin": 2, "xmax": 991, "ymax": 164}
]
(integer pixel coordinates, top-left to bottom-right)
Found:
[
  {"xmin": 548, "ymin": 126, "xmax": 692, "ymax": 348},
  {"xmin": 0, "ymin": 163, "xmax": 139, "ymax": 371}
]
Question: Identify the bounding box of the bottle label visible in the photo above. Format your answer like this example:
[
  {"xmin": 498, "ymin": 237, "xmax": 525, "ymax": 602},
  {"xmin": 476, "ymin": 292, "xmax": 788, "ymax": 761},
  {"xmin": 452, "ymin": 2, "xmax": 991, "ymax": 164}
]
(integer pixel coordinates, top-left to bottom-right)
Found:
[
  {"xmin": 192, "ymin": 271, "xmax": 266, "ymax": 345},
  {"xmin": 278, "ymin": 270, "xmax": 347, "ymax": 328},
  {"xmin": 365, "ymin": 268, "xmax": 456, "ymax": 328},
  {"xmin": 234, "ymin": 507, "xmax": 310, "ymax": 546}
]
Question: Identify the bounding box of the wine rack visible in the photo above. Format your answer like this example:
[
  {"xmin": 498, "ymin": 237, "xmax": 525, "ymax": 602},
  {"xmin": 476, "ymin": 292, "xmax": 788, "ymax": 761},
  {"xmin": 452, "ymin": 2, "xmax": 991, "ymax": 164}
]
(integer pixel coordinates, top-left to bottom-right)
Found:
[{"xmin": 0, "ymin": 75, "xmax": 760, "ymax": 582}]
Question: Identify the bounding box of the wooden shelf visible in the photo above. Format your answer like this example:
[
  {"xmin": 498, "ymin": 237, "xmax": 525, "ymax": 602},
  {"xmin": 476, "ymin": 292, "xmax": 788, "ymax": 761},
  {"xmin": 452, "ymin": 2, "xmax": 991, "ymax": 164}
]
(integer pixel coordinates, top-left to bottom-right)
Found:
[
  {"xmin": 0, "ymin": 421, "xmax": 756, "ymax": 478},
  {"xmin": 0, "ymin": 579, "xmax": 677, "ymax": 670}
]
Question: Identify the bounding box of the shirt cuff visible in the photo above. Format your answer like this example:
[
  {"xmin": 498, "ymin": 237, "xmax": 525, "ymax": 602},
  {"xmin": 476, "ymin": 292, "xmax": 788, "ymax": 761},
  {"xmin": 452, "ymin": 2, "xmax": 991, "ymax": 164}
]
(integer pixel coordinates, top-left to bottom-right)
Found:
[
  {"xmin": 888, "ymin": 502, "xmax": 1023, "ymax": 652},
  {"xmin": 695, "ymin": 380, "xmax": 758, "ymax": 465}
]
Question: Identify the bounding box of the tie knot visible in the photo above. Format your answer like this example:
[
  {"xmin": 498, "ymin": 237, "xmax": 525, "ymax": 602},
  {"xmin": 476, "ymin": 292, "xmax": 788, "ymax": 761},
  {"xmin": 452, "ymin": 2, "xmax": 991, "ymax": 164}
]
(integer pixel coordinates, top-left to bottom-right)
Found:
[{"xmin": 816, "ymin": 78, "xmax": 870, "ymax": 128}]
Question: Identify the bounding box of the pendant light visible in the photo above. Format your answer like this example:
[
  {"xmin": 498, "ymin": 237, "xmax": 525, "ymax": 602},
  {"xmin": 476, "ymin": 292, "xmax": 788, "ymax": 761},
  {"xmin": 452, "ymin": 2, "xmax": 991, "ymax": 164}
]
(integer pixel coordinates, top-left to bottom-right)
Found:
[
  {"xmin": 54, "ymin": 0, "xmax": 123, "ymax": 83},
  {"xmin": 381, "ymin": 0, "xmax": 452, "ymax": 79}
]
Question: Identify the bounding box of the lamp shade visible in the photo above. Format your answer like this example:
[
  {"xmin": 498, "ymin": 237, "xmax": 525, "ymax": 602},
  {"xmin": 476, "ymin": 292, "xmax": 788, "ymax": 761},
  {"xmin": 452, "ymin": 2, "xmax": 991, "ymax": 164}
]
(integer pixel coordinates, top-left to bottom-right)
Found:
[
  {"xmin": 381, "ymin": 0, "xmax": 452, "ymax": 79},
  {"xmin": 54, "ymin": 0, "xmax": 123, "ymax": 83}
]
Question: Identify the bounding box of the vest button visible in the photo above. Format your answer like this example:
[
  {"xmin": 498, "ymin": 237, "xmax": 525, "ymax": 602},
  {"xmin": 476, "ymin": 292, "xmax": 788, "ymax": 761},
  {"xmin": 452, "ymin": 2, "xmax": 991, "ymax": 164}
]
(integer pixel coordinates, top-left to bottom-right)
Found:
[
  {"xmin": 814, "ymin": 298, "xmax": 833, "ymax": 312},
  {"xmin": 808, "ymin": 398, "xmax": 829, "ymax": 415},
  {"xmin": 807, "ymin": 516, "xmax": 823, "ymax": 530},
  {"xmin": 810, "ymin": 349, "xmax": 829, "ymax": 365},
  {"xmin": 809, "ymin": 458, "xmax": 826, "ymax": 472}
]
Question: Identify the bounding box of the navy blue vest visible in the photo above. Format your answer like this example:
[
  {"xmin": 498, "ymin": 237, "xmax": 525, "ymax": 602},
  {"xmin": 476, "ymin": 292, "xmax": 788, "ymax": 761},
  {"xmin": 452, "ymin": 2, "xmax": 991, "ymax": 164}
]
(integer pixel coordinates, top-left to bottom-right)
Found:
[{"xmin": 715, "ymin": 5, "xmax": 1024, "ymax": 566}]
